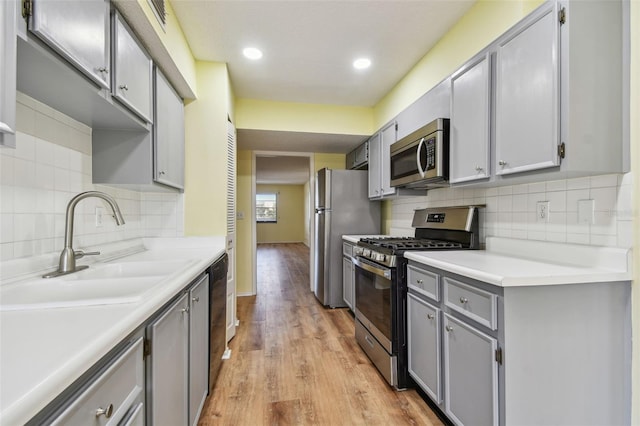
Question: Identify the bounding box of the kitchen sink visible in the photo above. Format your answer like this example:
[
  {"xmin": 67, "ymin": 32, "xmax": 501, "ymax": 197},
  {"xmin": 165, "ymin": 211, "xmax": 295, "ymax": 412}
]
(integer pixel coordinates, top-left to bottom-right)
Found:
[{"xmin": 0, "ymin": 260, "xmax": 195, "ymax": 311}]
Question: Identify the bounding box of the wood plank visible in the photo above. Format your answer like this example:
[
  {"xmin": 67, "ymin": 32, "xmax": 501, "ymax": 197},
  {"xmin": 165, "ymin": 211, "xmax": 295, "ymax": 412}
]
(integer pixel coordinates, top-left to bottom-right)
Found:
[{"xmin": 198, "ymin": 243, "xmax": 443, "ymax": 426}]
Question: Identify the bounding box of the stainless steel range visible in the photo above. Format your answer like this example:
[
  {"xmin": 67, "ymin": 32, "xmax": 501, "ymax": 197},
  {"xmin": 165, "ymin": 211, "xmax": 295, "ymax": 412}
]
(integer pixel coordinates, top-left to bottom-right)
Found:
[{"xmin": 353, "ymin": 206, "xmax": 480, "ymax": 389}]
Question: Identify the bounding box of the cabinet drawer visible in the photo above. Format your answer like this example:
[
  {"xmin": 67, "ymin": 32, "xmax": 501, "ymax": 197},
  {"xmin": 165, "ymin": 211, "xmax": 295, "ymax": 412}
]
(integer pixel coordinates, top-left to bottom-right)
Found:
[
  {"xmin": 444, "ymin": 278, "xmax": 497, "ymax": 330},
  {"xmin": 407, "ymin": 265, "xmax": 439, "ymax": 302},
  {"xmin": 52, "ymin": 338, "xmax": 144, "ymax": 426},
  {"xmin": 343, "ymin": 242, "xmax": 354, "ymax": 257}
]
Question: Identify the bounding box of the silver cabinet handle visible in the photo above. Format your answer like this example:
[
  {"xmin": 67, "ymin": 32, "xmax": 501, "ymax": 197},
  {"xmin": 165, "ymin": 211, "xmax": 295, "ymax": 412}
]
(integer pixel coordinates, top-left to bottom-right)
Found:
[
  {"xmin": 119, "ymin": 84, "xmax": 129, "ymax": 91},
  {"xmin": 192, "ymin": 296, "xmax": 199, "ymax": 303},
  {"xmin": 416, "ymin": 279, "xmax": 423, "ymax": 284},
  {"xmin": 181, "ymin": 307, "xmax": 189, "ymax": 314},
  {"xmin": 364, "ymin": 334, "xmax": 375, "ymax": 348},
  {"xmin": 498, "ymin": 160, "xmax": 507, "ymax": 166},
  {"xmin": 445, "ymin": 325, "xmax": 454, "ymax": 332},
  {"xmin": 97, "ymin": 67, "xmax": 109, "ymax": 74},
  {"xmin": 459, "ymin": 297, "xmax": 468, "ymax": 304},
  {"xmin": 427, "ymin": 314, "xmax": 434, "ymax": 320},
  {"xmin": 96, "ymin": 403, "xmax": 114, "ymax": 418}
]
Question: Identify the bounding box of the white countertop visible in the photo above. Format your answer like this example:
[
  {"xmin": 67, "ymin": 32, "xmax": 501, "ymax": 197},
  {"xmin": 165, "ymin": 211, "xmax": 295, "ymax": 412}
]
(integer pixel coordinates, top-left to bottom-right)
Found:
[
  {"xmin": 404, "ymin": 237, "xmax": 632, "ymax": 287},
  {"xmin": 0, "ymin": 237, "xmax": 226, "ymax": 425}
]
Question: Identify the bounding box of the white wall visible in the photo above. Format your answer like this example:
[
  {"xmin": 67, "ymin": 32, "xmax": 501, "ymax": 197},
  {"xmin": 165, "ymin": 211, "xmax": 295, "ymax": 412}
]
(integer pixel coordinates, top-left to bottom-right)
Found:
[
  {"xmin": 0, "ymin": 93, "xmax": 184, "ymax": 261},
  {"xmin": 390, "ymin": 173, "xmax": 633, "ymax": 249}
]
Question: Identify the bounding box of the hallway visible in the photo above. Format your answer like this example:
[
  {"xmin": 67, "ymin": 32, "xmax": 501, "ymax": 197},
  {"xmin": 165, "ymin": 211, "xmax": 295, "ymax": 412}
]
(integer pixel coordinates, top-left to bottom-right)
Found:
[{"xmin": 198, "ymin": 243, "xmax": 443, "ymax": 425}]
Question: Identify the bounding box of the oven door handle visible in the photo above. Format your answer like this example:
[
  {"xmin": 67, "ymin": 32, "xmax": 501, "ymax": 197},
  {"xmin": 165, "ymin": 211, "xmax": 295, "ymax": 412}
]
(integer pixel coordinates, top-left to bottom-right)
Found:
[
  {"xmin": 416, "ymin": 137, "xmax": 426, "ymax": 178},
  {"xmin": 353, "ymin": 257, "xmax": 391, "ymax": 280}
]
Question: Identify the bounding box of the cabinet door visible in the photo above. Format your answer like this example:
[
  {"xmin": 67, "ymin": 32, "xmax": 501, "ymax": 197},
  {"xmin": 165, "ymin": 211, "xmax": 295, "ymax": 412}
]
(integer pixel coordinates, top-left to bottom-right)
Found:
[
  {"xmin": 367, "ymin": 133, "xmax": 381, "ymax": 198},
  {"xmin": 495, "ymin": 3, "xmax": 559, "ymax": 176},
  {"xmin": 30, "ymin": 0, "xmax": 110, "ymax": 89},
  {"xmin": 154, "ymin": 68, "xmax": 185, "ymax": 189},
  {"xmin": 148, "ymin": 293, "xmax": 189, "ymax": 426},
  {"xmin": 342, "ymin": 256, "xmax": 353, "ymax": 310},
  {"xmin": 443, "ymin": 314, "xmax": 498, "ymax": 426},
  {"xmin": 450, "ymin": 54, "xmax": 491, "ymax": 183},
  {"xmin": 189, "ymin": 276, "xmax": 210, "ymax": 426},
  {"xmin": 113, "ymin": 13, "xmax": 153, "ymax": 123},
  {"xmin": 380, "ymin": 122, "xmax": 397, "ymax": 196},
  {"xmin": 0, "ymin": 0, "xmax": 17, "ymax": 148},
  {"xmin": 408, "ymin": 293, "xmax": 441, "ymax": 404}
]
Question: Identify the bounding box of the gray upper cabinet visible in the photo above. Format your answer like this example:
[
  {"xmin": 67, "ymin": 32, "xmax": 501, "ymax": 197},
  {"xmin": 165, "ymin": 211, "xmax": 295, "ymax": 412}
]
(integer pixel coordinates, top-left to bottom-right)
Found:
[
  {"xmin": 368, "ymin": 122, "xmax": 397, "ymax": 200},
  {"xmin": 396, "ymin": 79, "xmax": 451, "ymax": 141},
  {"xmin": 0, "ymin": 0, "xmax": 17, "ymax": 148},
  {"xmin": 450, "ymin": 53, "xmax": 491, "ymax": 184},
  {"xmin": 29, "ymin": 0, "xmax": 111, "ymax": 90},
  {"xmin": 154, "ymin": 67, "xmax": 185, "ymax": 189},
  {"xmin": 495, "ymin": 2, "xmax": 559, "ymax": 176},
  {"xmin": 112, "ymin": 12, "xmax": 153, "ymax": 123}
]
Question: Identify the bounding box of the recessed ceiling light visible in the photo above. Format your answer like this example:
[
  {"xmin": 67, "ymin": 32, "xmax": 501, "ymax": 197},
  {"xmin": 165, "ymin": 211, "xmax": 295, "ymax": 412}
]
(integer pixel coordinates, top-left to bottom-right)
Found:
[
  {"xmin": 243, "ymin": 47, "xmax": 263, "ymax": 60},
  {"xmin": 353, "ymin": 58, "xmax": 371, "ymax": 70}
]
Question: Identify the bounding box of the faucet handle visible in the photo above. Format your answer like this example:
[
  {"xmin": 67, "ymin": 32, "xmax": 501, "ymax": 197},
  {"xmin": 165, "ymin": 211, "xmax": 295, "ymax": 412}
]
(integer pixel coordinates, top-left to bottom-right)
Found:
[{"xmin": 74, "ymin": 250, "xmax": 100, "ymax": 259}]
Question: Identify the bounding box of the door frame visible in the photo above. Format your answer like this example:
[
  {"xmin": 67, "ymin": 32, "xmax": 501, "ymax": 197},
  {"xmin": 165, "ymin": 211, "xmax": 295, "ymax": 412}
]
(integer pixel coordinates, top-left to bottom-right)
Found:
[{"xmin": 251, "ymin": 151, "xmax": 315, "ymax": 295}]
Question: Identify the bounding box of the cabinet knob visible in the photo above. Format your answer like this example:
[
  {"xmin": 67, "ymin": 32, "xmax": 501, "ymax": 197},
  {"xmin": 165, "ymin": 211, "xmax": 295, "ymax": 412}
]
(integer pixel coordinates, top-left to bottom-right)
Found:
[
  {"xmin": 97, "ymin": 67, "xmax": 109, "ymax": 74},
  {"xmin": 475, "ymin": 165, "xmax": 483, "ymax": 171},
  {"xmin": 459, "ymin": 297, "xmax": 468, "ymax": 304},
  {"xmin": 445, "ymin": 325, "xmax": 454, "ymax": 332},
  {"xmin": 96, "ymin": 403, "xmax": 114, "ymax": 418},
  {"xmin": 498, "ymin": 160, "xmax": 507, "ymax": 166},
  {"xmin": 159, "ymin": 171, "xmax": 166, "ymax": 175},
  {"xmin": 119, "ymin": 84, "xmax": 129, "ymax": 91},
  {"xmin": 416, "ymin": 279, "xmax": 423, "ymax": 284},
  {"xmin": 192, "ymin": 296, "xmax": 199, "ymax": 303},
  {"xmin": 427, "ymin": 314, "xmax": 434, "ymax": 320},
  {"xmin": 181, "ymin": 307, "xmax": 190, "ymax": 314}
]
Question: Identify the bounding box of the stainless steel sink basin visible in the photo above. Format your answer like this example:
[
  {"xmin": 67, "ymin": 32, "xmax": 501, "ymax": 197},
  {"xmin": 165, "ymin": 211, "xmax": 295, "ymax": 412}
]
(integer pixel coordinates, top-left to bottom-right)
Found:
[{"xmin": 0, "ymin": 260, "xmax": 195, "ymax": 311}]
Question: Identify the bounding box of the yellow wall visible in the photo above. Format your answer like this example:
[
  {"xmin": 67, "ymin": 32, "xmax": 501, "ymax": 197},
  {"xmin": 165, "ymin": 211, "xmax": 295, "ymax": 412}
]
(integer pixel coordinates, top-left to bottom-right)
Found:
[
  {"xmin": 314, "ymin": 153, "xmax": 346, "ymax": 171},
  {"xmin": 630, "ymin": 1, "xmax": 639, "ymax": 423},
  {"xmin": 373, "ymin": 0, "xmax": 544, "ymax": 129},
  {"xmin": 256, "ymin": 185, "xmax": 305, "ymax": 243},
  {"xmin": 134, "ymin": 0, "xmax": 198, "ymax": 96},
  {"xmin": 235, "ymin": 99, "xmax": 373, "ymax": 135},
  {"xmin": 184, "ymin": 61, "xmax": 232, "ymax": 236},
  {"xmin": 303, "ymin": 180, "xmax": 310, "ymax": 246},
  {"xmin": 236, "ymin": 150, "xmax": 253, "ymax": 295}
]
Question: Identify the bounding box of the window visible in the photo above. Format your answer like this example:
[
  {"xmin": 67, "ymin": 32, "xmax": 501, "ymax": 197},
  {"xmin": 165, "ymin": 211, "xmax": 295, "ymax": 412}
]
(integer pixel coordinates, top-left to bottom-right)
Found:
[{"xmin": 256, "ymin": 193, "xmax": 277, "ymax": 223}]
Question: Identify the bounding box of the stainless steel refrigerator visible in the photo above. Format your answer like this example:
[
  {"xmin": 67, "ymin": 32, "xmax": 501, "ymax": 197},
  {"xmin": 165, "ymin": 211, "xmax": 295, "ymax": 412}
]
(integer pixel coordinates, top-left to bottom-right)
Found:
[{"xmin": 314, "ymin": 168, "xmax": 380, "ymax": 307}]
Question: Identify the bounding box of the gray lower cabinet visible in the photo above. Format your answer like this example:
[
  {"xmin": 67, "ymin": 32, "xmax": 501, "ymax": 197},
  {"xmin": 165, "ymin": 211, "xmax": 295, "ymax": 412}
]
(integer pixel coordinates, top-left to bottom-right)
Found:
[
  {"xmin": 112, "ymin": 11, "xmax": 153, "ymax": 123},
  {"xmin": 443, "ymin": 314, "xmax": 498, "ymax": 426},
  {"xmin": 188, "ymin": 277, "xmax": 210, "ymax": 426},
  {"xmin": 147, "ymin": 293, "xmax": 189, "ymax": 426},
  {"xmin": 50, "ymin": 338, "xmax": 145, "ymax": 426},
  {"xmin": 342, "ymin": 241, "xmax": 355, "ymax": 310},
  {"xmin": 147, "ymin": 274, "xmax": 210, "ymax": 426},
  {"xmin": 29, "ymin": 0, "xmax": 111, "ymax": 90},
  {"xmin": 407, "ymin": 293, "xmax": 441, "ymax": 404}
]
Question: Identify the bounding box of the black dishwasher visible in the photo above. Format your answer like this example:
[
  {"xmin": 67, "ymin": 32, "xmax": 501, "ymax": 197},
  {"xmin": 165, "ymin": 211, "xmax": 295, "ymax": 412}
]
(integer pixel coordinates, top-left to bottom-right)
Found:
[{"xmin": 208, "ymin": 253, "xmax": 228, "ymax": 392}]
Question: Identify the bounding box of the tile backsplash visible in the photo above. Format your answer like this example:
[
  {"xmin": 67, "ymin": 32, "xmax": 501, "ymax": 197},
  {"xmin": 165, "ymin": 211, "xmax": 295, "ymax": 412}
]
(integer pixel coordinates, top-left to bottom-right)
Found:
[
  {"xmin": 0, "ymin": 93, "xmax": 184, "ymax": 261},
  {"xmin": 390, "ymin": 173, "xmax": 633, "ymax": 249}
]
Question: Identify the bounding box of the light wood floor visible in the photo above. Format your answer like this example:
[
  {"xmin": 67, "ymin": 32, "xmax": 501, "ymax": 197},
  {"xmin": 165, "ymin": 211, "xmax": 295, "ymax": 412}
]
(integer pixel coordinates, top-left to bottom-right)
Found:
[{"xmin": 198, "ymin": 243, "xmax": 443, "ymax": 426}]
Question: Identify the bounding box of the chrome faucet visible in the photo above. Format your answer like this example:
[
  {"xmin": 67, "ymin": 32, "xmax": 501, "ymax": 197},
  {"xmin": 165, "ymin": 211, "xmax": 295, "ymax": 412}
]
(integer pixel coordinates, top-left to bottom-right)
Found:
[{"xmin": 43, "ymin": 191, "xmax": 125, "ymax": 278}]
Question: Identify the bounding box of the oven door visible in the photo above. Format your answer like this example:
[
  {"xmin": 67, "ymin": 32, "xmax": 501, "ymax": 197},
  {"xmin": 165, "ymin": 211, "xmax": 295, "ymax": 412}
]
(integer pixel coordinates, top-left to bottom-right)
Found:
[{"xmin": 353, "ymin": 256, "xmax": 393, "ymax": 353}]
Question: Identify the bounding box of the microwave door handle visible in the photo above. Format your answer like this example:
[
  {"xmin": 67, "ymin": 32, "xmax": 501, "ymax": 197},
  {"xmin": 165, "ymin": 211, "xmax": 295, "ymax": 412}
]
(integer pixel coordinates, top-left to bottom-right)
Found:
[{"xmin": 416, "ymin": 137, "xmax": 426, "ymax": 178}]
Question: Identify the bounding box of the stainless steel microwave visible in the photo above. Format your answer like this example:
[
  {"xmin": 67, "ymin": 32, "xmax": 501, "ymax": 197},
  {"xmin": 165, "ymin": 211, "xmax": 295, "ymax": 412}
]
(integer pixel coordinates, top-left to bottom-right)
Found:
[{"xmin": 389, "ymin": 118, "xmax": 449, "ymax": 189}]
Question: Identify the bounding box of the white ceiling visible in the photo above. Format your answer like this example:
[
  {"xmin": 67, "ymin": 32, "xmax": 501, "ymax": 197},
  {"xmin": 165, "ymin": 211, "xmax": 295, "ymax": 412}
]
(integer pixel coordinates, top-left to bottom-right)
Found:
[{"xmin": 170, "ymin": 0, "xmax": 475, "ymax": 181}]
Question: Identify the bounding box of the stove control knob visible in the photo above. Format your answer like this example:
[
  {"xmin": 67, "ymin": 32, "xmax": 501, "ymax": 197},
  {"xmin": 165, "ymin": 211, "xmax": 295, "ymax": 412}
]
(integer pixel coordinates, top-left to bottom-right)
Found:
[
  {"xmin": 378, "ymin": 254, "xmax": 386, "ymax": 262},
  {"xmin": 363, "ymin": 249, "xmax": 371, "ymax": 257},
  {"xmin": 354, "ymin": 247, "xmax": 363, "ymax": 256}
]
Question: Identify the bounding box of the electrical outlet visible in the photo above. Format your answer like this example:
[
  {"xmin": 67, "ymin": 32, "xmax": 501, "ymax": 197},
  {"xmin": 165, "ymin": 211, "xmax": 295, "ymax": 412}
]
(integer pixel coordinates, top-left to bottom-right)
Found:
[
  {"xmin": 95, "ymin": 206, "xmax": 104, "ymax": 227},
  {"xmin": 536, "ymin": 201, "xmax": 550, "ymax": 223},
  {"xmin": 236, "ymin": 211, "xmax": 245, "ymax": 220}
]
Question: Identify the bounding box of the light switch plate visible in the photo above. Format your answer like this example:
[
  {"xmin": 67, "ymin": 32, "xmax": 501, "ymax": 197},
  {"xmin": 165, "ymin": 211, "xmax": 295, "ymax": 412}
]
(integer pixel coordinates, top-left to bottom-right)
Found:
[{"xmin": 578, "ymin": 199, "xmax": 595, "ymax": 224}]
